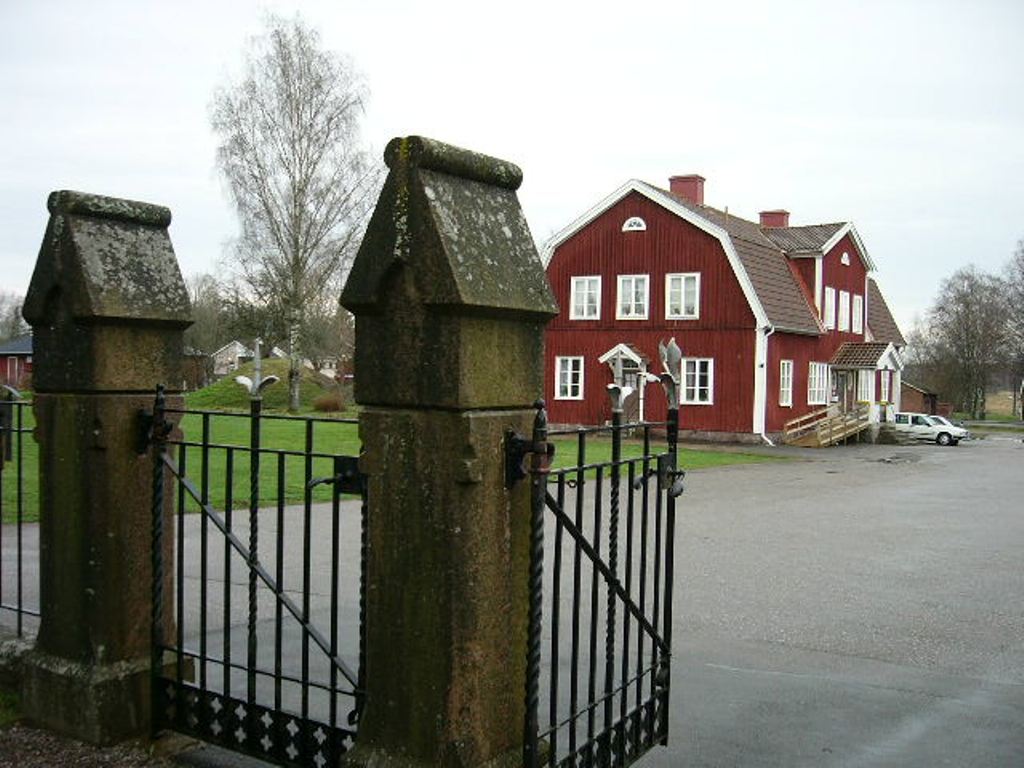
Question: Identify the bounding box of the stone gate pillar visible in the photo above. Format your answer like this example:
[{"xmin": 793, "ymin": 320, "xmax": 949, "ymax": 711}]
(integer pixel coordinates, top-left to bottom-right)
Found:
[
  {"xmin": 20, "ymin": 191, "xmax": 191, "ymax": 744},
  {"xmin": 341, "ymin": 136, "xmax": 558, "ymax": 767}
]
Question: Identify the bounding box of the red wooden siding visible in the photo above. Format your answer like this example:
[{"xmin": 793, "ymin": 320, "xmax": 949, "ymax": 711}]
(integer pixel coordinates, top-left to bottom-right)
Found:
[
  {"xmin": 821, "ymin": 233, "xmax": 867, "ymax": 341},
  {"xmin": 765, "ymin": 331, "xmax": 839, "ymax": 432},
  {"xmin": 545, "ymin": 192, "xmax": 756, "ymax": 429}
]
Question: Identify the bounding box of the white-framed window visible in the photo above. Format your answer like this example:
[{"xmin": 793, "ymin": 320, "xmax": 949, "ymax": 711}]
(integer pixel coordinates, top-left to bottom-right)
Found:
[
  {"xmin": 808, "ymin": 362, "xmax": 829, "ymax": 405},
  {"xmin": 617, "ymin": 274, "xmax": 649, "ymax": 320},
  {"xmin": 779, "ymin": 359, "xmax": 793, "ymax": 407},
  {"xmin": 823, "ymin": 287, "xmax": 836, "ymax": 329},
  {"xmin": 852, "ymin": 294, "xmax": 863, "ymax": 334},
  {"xmin": 569, "ymin": 276, "xmax": 601, "ymax": 320},
  {"xmin": 838, "ymin": 290, "xmax": 850, "ymax": 332},
  {"xmin": 841, "ymin": 251, "xmax": 851, "ymax": 266},
  {"xmin": 857, "ymin": 369, "xmax": 874, "ymax": 402},
  {"xmin": 880, "ymin": 370, "xmax": 890, "ymax": 403},
  {"xmin": 555, "ymin": 356, "xmax": 584, "ymax": 400},
  {"xmin": 682, "ymin": 358, "xmax": 714, "ymax": 404},
  {"xmin": 665, "ymin": 273, "xmax": 700, "ymax": 319}
]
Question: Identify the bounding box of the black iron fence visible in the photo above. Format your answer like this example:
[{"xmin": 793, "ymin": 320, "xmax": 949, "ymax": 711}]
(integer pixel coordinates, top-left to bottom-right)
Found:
[
  {"xmin": 524, "ymin": 405, "xmax": 680, "ymax": 768},
  {"xmin": 148, "ymin": 387, "xmax": 365, "ymax": 767},
  {"xmin": 0, "ymin": 391, "xmax": 39, "ymax": 638}
]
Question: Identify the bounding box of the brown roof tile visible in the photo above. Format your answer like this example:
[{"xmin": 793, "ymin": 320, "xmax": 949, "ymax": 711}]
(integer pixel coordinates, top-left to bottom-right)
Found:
[
  {"xmin": 866, "ymin": 279, "xmax": 906, "ymax": 346},
  {"xmin": 830, "ymin": 342, "xmax": 891, "ymax": 368},
  {"xmin": 642, "ymin": 184, "xmax": 824, "ymax": 335},
  {"xmin": 761, "ymin": 223, "xmax": 846, "ymax": 254}
]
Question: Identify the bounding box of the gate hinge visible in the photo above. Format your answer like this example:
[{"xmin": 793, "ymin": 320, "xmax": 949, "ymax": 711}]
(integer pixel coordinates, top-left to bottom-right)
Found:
[
  {"xmin": 136, "ymin": 408, "xmax": 173, "ymax": 455},
  {"xmin": 505, "ymin": 431, "xmax": 554, "ymax": 489}
]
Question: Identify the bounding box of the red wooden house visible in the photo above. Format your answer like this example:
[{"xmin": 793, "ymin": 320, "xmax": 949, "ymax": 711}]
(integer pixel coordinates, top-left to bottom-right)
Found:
[
  {"xmin": 0, "ymin": 333, "xmax": 32, "ymax": 390},
  {"xmin": 542, "ymin": 175, "xmax": 906, "ymax": 441}
]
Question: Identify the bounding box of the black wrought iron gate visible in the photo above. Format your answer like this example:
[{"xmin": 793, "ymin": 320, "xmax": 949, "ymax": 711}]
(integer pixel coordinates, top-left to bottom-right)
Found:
[
  {"xmin": 146, "ymin": 386, "xmax": 366, "ymax": 767},
  {"xmin": 522, "ymin": 401, "xmax": 681, "ymax": 768}
]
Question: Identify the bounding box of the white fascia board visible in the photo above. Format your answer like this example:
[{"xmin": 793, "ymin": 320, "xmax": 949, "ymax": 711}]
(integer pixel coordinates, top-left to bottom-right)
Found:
[
  {"xmin": 871, "ymin": 343, "xmax": 902, "ymax": 371},
  {"xmin": 540, "ymin": 180, "xmax": 644, "ymax": 267},
  {"xmin": 821, "ymin": 222, "xmax": 876, "ymax": 273},
  {"xmin": 598, "ymin": 343, "xmax": 644, "ymax": 365},
  {"xmin": 542, "ymin": 180, "xmax": 770, "ymax": 329}
]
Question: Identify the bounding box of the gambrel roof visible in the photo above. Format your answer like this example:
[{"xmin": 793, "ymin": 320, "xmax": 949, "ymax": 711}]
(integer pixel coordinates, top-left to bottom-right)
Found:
[{"xmin": 543, "ymin": 180, "xmax": 834, "ymax": 336}]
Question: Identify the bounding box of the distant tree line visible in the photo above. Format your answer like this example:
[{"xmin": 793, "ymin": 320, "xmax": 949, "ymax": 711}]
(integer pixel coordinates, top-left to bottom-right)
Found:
[
  {"xmin": 905, "ymin": 239, "xmax": 1024, "ymax": 419},
  {"xmin": 183, "ymin": 272, "xmax": 355, "ymax": 383},
  {"xmin": 0, "ymin": 291, "xmax": 28, "ymax": 343}
]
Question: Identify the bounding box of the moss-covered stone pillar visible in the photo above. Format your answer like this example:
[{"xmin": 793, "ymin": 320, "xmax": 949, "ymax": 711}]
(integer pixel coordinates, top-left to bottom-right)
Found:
[
  {"xmin": 341, "ymin": 136, "xmax": 557, "ymax": 767},
  {"xmin": 19, "ymin": 191, "xmax": 192, "ymax": 744}
]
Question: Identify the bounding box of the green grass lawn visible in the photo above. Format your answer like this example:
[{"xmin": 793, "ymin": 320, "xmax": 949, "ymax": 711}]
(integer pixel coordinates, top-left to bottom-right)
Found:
[
  {"xmin": 3, "ymin": 396, "xmax": 785, "ymax": 523},
  {"xmin": 1, "ymin": 400, "xmax": 37, "ymax": 525},
  {"xmin": 548, "ymin": 435, "xmax": 783, "ymax": 474},
  {"xmin": 0, "ymin": 688, "xmax": 19, "ymax": 729}
]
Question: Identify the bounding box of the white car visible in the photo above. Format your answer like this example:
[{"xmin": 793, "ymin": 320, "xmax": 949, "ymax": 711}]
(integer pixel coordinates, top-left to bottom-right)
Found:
[{"xmin": 893, "ymin": 412, "xmax": 970, "ymax": 446}]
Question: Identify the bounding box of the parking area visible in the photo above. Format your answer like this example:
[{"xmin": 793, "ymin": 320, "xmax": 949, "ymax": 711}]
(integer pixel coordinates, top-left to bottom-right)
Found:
[{"xmin": 653, "ymin": 434, "xmax": 1024, "ymax": 767}]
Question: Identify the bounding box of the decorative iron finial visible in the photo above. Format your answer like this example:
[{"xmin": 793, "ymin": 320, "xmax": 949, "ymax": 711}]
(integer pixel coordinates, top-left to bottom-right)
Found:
[
  {"xmin": 235, "ymin": 337, "xmax": 279, "ymax": 399},
  {"xmin": 606, "ymin": 383, "xmax": 635, "ymax": 414}
]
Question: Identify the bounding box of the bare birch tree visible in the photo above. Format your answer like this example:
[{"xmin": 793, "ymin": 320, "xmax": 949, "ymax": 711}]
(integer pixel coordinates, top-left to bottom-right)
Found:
[{"xmin": 211, "ymin": 14, "xmax": 379, "ymax": 410}]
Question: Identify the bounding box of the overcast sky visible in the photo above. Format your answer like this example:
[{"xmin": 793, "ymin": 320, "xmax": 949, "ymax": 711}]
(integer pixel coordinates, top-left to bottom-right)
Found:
[{"xmin": 1, "ymin": 0, "xmax": 1021, "ymax": 334}]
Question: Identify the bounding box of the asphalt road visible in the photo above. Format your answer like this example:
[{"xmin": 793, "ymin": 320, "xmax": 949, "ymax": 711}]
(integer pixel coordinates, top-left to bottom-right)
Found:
[
  {"xmin": 2, "ymin": 434, "xmax": 1022, "ymax": 767},
  {"xmin": 654, "ymin": 434, "xmax": 1024, "ymax": 767}
]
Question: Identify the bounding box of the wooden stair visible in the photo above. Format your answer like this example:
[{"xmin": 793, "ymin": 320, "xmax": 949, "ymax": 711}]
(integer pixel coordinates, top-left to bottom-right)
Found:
[{"xmin": 784, "ymin": 403, "xmax": 871, "ymax": 447}]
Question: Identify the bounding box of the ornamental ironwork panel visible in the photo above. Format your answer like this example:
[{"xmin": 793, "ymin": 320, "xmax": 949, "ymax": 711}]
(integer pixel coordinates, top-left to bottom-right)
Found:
[{"xmin": 147, "ymin": 386, "xmax": 365, "ymax": 767}]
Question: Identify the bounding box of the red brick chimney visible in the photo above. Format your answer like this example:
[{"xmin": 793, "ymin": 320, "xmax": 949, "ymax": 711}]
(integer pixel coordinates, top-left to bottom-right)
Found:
[
  {"xmin": 669, "ymin": 175, "xmax": 705, "ymax": 205},
  {"xmin": 759, "ymin": 209, "xmax": 790, "ymax": 228}
]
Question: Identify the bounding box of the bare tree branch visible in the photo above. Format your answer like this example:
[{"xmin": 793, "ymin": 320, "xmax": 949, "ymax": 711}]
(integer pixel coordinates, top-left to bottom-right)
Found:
[{"xmin": 211, "ymin": 13, "xmax": 381, "ymax": 410}]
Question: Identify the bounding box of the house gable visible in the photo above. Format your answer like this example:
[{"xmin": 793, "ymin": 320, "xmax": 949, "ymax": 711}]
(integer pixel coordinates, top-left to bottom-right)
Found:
[{"xmin": 544, "ymin": 180, "xmax": 769, "ymax": 329}]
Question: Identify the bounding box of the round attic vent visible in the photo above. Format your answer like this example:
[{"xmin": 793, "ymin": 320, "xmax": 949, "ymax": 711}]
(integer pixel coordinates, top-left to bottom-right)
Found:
[{"xmin": 622, "ymin": 216, "xmax": 647, "ymax": 232}]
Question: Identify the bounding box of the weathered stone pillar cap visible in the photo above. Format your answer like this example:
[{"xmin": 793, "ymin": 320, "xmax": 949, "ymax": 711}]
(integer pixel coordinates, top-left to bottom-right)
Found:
[
  {"xmin": 385, "ymin": 135, "xmax": 523, "ymax": 191},
  {"xmin": 48, "ymin": 190, "xmax": 172, "ymax": 228}
]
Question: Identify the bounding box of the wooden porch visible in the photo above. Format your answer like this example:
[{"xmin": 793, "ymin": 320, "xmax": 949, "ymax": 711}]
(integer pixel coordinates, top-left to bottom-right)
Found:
[{"xmin": 783, "ymin": 403, "xmax": 871, "ymax": 447}]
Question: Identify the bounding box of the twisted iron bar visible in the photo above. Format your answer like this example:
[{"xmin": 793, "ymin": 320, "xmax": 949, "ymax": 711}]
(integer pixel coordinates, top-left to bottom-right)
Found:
[
  {"xmin": 524, "ymin": 399, "xmax": 549, "ymax": 768},
  {"xmin": 247, "ymin": 396, "xmax": 261, "ymax": 709},
  {"xmin": 150, "ymin": 384, "xmax": 170, "ymax": 736}
]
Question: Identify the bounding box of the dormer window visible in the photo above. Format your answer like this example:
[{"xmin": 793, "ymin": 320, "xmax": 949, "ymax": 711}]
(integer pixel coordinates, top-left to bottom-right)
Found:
[{"xmin": 622, "ymin": 216, "xmax": 647, "ymax": 232}]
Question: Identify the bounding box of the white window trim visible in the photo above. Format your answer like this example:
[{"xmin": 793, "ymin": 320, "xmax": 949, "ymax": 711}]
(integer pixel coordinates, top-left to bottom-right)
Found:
[
  {"xmin": 852, "ymin": 294, "xmax": 863, "ymax": 334},
  {"xmin": 857, "ymin": 369, "xmax": 874, "ymax": 402},
  {"xmin": 779, "ymin": 359, "xmax": 793, "ymax": 407},
  {"xmin": 681, "ymin": 357, "xmax": 714, "ymax": 405},
  {"xmin": 554, "ymin": 356, "xmax": 584, "ymax": 401},
  {"xmin": 823, "ymin": 287, "xmax": 836, "ymax": 330},
  {"xmin": 808, "ymin": 362, "xmax": 829, "ymax": 405},
  {"xmin": 569, "ymin": 275, "xmax": 601, "ymax": 320},
  {"xmin": 665, "ymin": 272, "xmax": 700, "ymax": 320},
  {"xmin": 880, "ymin": 369, "xmax": 891, "ymax": 403},
  {"xmin": 616, "ymin": 274, "xmax": 649, "ymax": 320},
  {"xmin": 838, "ymin": 290, "xmax": 850, "ymax": 332}
]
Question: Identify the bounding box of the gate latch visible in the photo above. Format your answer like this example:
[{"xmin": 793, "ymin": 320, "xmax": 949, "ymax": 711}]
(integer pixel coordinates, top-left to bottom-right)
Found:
[
  {"xmin": 308, "ymin": 455, "xmax": 366, "ymax": 495},
  {"xmin": 658, "ymin": 453, "xmax": 686, "ymax": 498}
]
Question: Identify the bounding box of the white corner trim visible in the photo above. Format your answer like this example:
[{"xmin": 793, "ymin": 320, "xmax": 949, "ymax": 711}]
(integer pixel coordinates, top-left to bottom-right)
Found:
[
  {"xmin": 821, "ymin": 222, "xmax": 876, "ymax": 272},
  {"xmin": 753, "ymin": 326, "xmax": 771, "ymax": 435},
  {"xmin": 541, "ymin": 179, "xmax": 770, "ymax": 329}
]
